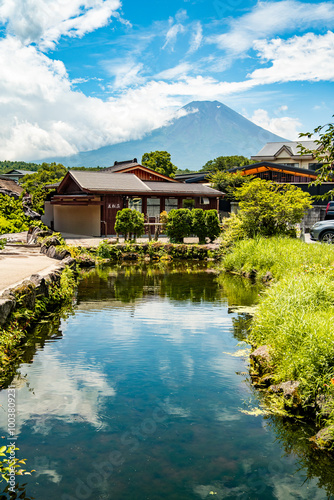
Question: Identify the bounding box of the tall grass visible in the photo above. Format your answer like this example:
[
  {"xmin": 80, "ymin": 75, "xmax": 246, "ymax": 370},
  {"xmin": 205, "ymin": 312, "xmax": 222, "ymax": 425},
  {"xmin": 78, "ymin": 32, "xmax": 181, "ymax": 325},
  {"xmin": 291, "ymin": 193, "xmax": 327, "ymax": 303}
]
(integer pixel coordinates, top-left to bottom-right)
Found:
[
  {"xmin": 222, "ymin": 236, "xmax": 334, "ymax": 427},
  {"xmin": 222, "ymin": 236, "xmax": 334, "ymax": 280}
]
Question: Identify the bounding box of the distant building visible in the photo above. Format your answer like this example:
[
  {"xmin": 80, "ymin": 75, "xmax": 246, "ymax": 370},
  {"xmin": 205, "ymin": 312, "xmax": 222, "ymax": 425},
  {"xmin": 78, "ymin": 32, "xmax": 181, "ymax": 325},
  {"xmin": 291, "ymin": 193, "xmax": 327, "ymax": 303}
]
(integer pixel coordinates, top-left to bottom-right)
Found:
[
  {"xmin": 0, "ymin": 169, "xmax": 36, "ymax": 182},
  {"xmin": 251, "ymin": 141, "xmax": 322, "ymax": 170}
]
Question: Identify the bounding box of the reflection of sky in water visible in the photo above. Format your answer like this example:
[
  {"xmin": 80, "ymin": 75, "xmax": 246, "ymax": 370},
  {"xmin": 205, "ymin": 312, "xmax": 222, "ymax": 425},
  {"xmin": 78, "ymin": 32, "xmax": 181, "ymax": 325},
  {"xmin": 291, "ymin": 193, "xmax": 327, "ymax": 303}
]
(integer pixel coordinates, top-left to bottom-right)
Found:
[{"xmin": 0, "ymin": 269, "xmax": 332, "ymax": 499}]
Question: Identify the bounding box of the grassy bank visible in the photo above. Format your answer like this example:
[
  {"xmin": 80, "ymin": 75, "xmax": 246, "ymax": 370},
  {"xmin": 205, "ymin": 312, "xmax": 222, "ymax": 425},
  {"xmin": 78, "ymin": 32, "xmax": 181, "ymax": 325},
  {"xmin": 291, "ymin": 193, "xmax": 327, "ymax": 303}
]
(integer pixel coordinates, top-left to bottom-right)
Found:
[{"xmin": 221, "ymin": 236, "xmax": 334, "ymax": 448}]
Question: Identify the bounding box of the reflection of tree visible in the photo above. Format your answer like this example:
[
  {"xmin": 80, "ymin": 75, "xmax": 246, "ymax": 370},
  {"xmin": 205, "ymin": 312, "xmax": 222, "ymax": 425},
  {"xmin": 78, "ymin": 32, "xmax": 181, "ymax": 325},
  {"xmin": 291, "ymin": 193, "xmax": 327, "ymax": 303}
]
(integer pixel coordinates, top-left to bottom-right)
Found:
[
  {"xmin": 231, "ymin": 314, "xmax": 253, "ymax": 342},
  {"xmin": 216, "ymin": 273, "xmax": 262, "ymax": 306},
  {"xmin": 77, "ymin": 262, "xmax": 226, "ymax": 304},
  {"xmin": 0, "ymin": 481, "xmax": 34, "ymax": 499},
  {"xmin": 265, "ymin": 415, "xmax": 334, "ymax": 498},
  {"xmin": 0, "ymin": 313, "xmax": 65, "ymax": 389}
]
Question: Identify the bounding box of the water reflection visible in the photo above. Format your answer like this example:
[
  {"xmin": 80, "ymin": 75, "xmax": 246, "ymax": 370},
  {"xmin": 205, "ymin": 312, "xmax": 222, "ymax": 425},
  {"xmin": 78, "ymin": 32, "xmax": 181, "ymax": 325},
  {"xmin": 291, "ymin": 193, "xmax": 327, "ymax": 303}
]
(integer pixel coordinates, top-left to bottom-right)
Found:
[{"xmin": 0, "ymin": 263, "xmax": 333, "ymax": 499}]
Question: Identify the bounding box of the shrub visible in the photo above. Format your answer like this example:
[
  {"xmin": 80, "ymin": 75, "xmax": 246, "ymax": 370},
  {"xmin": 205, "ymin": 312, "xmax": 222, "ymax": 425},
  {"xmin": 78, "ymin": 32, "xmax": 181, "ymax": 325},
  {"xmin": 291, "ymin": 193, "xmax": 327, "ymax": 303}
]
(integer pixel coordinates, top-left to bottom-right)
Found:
[
  {"xmin": 114, "ymin": 209, "xmax": 145, "ymax": 240},
  {"xmin": 235, "ymin": 178, "xmax": 312, "ymax": 237},
  {"xmin": 192, "ymin": 209, "xmax": 207, "ymax": 243},
  {"xmin": 166, "ymin": 209, "xmax": 192, "ymax": 243},
  {"xmin": 205, "ymin": 210, "xmax": 221, "ymax": 242}
]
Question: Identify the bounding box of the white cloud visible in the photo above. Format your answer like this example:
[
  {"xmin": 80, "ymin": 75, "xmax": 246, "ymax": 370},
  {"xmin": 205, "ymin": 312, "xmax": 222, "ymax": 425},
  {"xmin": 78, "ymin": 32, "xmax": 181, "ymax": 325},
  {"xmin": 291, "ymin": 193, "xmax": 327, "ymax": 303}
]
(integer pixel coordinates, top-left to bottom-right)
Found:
[
  {"xmin": 155, "ymin": 62, "xmax": 192, "ymax": 80},
  {"xmin": 0, "ymin": 0, "xmax": 122, "ymax": 50},
  {"xmin": 210, "ymin": 0, "xmax": 334, "ymax": 54},
  {"xmin": 104, "ymin": 59, "xmax": 145, "ymax": 89},
  {"xmin": 250, "ymin": 108, "xmax": 302, "ymax": 140},
  {"xmin": 250, "ymin": 31, "xmax": 334, "ymax": 83},
  {"xmin": 163, "ymin": 21, "xmax": 186, "ymax": 50},
  {"xmin": 188, "ymin": 21, "xmax": 202, "ymax": 53}
]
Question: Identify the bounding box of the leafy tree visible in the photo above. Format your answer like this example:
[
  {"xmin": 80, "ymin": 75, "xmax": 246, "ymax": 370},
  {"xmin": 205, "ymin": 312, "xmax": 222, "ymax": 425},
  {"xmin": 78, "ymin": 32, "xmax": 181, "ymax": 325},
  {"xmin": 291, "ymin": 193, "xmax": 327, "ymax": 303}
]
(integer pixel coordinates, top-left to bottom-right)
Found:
[
  {"xmin": 299, "ymin": 118, "xmax": 334, "ymax": 198},
  {"xmin": 205, "ymin": 210, "xmax": 221, "ymax": 242},
  {"xmin": 20, "ymin": 162, "xmax": 68, "ymax": 214},
  {"xmin": 114, "ymin": 208, "xmax": 145, "ymax": 241},
  {"xmin": 209, "ymin": 170, "xmax": 253, "ymax": 200},
  {"xmin": 141, "ymin": 151, "xmax": 177, "ymax": 178},
  {"xmin": 0, "ymin": 194, "xmax": 44, "ymax": 234},
  {"xmin": 200, "ymin": 155, "xmax": 254, "ymax": 173},
  {"xmin": 0, "ymin": 160, "xmax": 39, "ymax": 174},
  {"xmin": 234, "ymin": 178, "xmax": 312, "ymax": 237},
  {"xmin": 192, "ymin": 209, "xmax": 207, "ymax": 244},
  {"xmin": 166, "ymin": 208, "xmax": 192, "ymax": 243}
]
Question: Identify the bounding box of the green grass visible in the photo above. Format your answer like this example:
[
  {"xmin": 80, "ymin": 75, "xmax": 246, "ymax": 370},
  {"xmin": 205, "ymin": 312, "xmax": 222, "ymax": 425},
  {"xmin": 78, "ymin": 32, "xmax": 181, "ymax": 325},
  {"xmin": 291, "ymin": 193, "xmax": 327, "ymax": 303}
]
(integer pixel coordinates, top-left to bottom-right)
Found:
[
  {"xmin": 222, "ymin": 236, "xmax": 334, "ymax": 280},
  {"xmin": 222, "ymin": 236, "xmax": 334, "ymax": 430}
]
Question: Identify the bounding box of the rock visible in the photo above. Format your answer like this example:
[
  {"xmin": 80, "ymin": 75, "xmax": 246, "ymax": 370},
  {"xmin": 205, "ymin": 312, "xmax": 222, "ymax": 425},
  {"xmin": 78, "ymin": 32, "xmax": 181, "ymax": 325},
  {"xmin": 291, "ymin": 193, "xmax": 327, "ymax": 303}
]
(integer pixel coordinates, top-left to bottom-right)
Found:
[
  {"xmin": 62, "ymin": 256, "xmax": 76, "ymax": 268},
  {"xmin": 29, "ymin": 274, "xmax": 49, "ymax": 299},
  {"xmin": 12, "ymin": 281, "xmax": 36, "ymax": 310},
  {"xmin": 122, "ymin": 253, "xmax": 139, "ymax": 261},
  {"xmin": 269, "ymin": 381, "xmax": 300, "ymax": 399},
  {"xmin": 311, "ymin": 426, "xmax": 334, "ymax": 450},
  {"xmin": 316, "ymin": 394, "xmax": 334, "ymax": 419},
  {"xmin": 0, "ymin": 298, "xmax": 15, "ymax": 326},
  {"xmin": 262, "ymin": 271, "xmax": 273, "ymax": 283},
  {"xmin": 250, "ymin": 345, "xmax": 272, "ymax": 375},
  {"xmin": 41, "ymin": 236, "xmax": 61, "ymax": 248}
]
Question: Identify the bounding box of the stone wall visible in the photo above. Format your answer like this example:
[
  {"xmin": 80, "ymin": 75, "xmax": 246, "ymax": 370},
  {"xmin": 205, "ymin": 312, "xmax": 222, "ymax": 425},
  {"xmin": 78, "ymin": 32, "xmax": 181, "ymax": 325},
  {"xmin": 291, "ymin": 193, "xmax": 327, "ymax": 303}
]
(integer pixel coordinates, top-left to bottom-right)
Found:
[{"xmin": 0, "ymin": 256, "xmax": 76, "ymax": 328}]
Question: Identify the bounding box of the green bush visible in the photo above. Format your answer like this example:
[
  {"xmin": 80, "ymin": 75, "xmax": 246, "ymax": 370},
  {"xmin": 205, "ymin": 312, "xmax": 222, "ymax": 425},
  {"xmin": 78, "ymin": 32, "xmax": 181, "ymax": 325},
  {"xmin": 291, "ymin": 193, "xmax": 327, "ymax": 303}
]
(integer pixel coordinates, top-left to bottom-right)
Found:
[
  {"xmin": 205, "ymin": 209, "xmax": 221, "ymax": 242},
  {"xmin": 192, "ymin": 209, "xmax": 207, "ymax": 243},
  {"xmin": 114, "ymin": 209, "xmax": 145, "ymax": 240},
  {"xmin": 166, "ymin": 209, "xmax": 192, "ymax": 243},
  {"xmin": 235, "ymin": 178, "xmax": 312, "ymax": 237}
]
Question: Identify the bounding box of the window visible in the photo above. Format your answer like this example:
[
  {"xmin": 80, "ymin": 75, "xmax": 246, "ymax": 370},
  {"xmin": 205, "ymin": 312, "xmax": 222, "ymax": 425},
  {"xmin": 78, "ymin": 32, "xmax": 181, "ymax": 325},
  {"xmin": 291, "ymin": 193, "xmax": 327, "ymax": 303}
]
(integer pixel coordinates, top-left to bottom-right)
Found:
[
  {"xmin": 200, "ymin": 197, "xmax": 210, "ymax": 205},
  {"xmin": 128, "ymin": 197, "xmax": 142, "ymax": 212},
  {"xmin": 165, "ymin": 197, "xmax": 178, "ymax": 213},
  {"xmin": 147, "ymin": 198, "xmax": 161, "ymax": 218}
]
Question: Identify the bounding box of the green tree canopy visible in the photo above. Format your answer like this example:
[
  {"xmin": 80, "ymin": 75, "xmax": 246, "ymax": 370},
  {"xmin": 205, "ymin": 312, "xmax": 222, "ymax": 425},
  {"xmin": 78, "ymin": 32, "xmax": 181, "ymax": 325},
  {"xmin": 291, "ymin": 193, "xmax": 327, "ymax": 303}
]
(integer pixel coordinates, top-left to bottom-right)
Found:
[
  {"xmin": 200, "ymin": 155, "xmax": 254, "ymax": 172},
  {"xmin": 209, "ymin": 171, "xmax": 253, "ymax": 200},
  {"xmin": 299, "ymin": 118, "xmax": 334, "ymax": 198},
  {"xmin": 234, "ymin": 178, "xmax": 312, "ymax": 237},
  {"xmin": 141, "ymin": 151, "xmax": 177, "ymax": 178},
  {"xmin": 20, "ymin": 162, "xmax": 68, "ymax": 214},
  {"xmin": 0, "ymin": 160, "xmax": 39, "ymax": 174}
]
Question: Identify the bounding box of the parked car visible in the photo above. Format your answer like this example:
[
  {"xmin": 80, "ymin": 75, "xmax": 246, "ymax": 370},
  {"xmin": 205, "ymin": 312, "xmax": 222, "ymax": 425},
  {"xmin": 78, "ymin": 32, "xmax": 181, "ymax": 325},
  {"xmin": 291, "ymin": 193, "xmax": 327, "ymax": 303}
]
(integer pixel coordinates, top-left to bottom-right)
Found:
[
  {"xmin": 325, "ymin": 201, "xmax": 334, "ymax": 220},
  {"xmin": 310, "ymin": 220, "xmax": 334, "ymax": 243}
]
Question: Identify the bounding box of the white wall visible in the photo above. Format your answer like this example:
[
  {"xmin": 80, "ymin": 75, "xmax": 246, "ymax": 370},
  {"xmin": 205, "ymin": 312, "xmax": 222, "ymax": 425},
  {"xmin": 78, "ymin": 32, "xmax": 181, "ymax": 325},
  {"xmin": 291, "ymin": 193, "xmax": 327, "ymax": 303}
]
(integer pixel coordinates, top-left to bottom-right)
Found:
[{"xmin": 54, "ymin": 205, "xmax": 100, "ymax": 236}]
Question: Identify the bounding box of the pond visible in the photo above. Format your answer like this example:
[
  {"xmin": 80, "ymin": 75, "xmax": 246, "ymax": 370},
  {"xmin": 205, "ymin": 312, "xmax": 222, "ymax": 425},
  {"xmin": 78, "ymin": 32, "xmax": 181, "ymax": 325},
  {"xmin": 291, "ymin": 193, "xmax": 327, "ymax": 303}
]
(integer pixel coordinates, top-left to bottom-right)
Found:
[{"xmin": 0, "ymin": 262, "xmax": 334, "ymax": 499}]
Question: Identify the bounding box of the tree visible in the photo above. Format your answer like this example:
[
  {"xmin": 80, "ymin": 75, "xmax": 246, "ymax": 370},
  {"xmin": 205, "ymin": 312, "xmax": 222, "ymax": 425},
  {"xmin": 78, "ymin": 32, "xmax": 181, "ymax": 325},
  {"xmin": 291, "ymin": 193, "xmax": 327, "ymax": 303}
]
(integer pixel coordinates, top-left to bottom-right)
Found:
[
  {"xmin": 234, "ymin": 178, "xmax": 312, "ymax": 237},
  {"xmin": 299, "ymin": 118, "xmax": 334, "ymax": 198},
  {"xmin": 209, "ymin": 171, "xmax": 253, "ymax": 200},
  {"xmin": 205, "ymin": 210, "xmax": 221, "ymax": 242},
  {"xmin": 166, "ymin": 208, "xmax": 192, "ymax": 243},
  {"xmin": 141, "ymin": 151, "xmax": 177, "ymax": 178},
  {"xmin": 192, "ymin": 209, "xmax": 207, "ymax": 244},
  {"xmin": 114, "ymin": 208, "xmax": 145, "ymax": 241},
  {"xmin": 20, "ymin": 163, "xmax": 68, "ymax": 214},
  {"xmin": 200, "ymin": 156, "xmax": 254, "ymax": 173}
]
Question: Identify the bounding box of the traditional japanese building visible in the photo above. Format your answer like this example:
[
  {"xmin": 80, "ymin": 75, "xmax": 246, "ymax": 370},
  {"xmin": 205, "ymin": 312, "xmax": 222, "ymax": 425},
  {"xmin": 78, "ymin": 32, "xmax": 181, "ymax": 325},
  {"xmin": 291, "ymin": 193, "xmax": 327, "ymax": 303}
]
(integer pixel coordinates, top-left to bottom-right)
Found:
[{"xmin": 45, "ymin": 160, "xmax": 222, "ymax": 236}]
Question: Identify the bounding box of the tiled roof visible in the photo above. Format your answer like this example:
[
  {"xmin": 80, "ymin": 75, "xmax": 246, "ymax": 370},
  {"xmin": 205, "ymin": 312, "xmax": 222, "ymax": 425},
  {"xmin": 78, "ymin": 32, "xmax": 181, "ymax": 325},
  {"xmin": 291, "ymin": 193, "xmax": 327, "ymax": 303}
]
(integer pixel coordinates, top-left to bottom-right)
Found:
[
  {"xmin": 252, "ymin": 141, "xmax": 320, "ymax": 158},
  {"xmin": 69, "ymin": 171, "xmax": 148, "ymax": 192},
  {"xmin": 143, "ymin": 181, "xmax": 222, "ymax": 196},
  {"xmin": 66, "ymin": 171, "xmax": 222, "ymax": 197}
]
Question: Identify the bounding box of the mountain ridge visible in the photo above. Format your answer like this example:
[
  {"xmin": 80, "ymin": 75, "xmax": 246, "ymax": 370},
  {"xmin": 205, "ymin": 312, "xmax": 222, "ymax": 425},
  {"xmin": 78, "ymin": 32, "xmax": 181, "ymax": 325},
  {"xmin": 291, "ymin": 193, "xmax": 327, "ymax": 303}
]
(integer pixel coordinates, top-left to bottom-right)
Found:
[{"xmin": 40, "ymin": 100, "xmax": 287, "ymax": 170}]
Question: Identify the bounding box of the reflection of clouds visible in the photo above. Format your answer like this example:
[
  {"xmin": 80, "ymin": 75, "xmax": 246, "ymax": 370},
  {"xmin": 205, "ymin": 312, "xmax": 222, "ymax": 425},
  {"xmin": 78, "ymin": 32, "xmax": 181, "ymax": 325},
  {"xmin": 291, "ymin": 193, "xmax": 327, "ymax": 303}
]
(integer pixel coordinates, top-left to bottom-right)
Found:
[
  {"xmin": 0, "ymin": 352, "xmax": 116, "ymax": 435},
  {"xmin": 193, "ymin": 468, "xmax": 327, "ymax": 499},
  {"xmin": 162, "ymin": 400, "xmax": 191, "ymax": 419}
]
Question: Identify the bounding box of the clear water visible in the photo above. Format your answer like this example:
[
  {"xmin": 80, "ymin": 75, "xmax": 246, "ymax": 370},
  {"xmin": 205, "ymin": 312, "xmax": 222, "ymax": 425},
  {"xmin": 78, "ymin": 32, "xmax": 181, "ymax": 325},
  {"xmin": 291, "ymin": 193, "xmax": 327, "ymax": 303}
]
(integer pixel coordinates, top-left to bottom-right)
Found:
[{"xmin": 0, "ymin": 262, "xmax": 334, "ymax": 500}]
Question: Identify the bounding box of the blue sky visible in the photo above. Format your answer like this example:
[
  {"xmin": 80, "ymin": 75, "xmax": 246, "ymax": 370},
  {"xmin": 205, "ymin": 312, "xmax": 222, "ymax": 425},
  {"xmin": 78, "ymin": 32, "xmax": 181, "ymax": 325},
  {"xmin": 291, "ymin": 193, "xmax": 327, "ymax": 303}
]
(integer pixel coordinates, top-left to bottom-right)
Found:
[{"xmin": 0, "ymin": 0, "xmax": 333, "ymax": 161}]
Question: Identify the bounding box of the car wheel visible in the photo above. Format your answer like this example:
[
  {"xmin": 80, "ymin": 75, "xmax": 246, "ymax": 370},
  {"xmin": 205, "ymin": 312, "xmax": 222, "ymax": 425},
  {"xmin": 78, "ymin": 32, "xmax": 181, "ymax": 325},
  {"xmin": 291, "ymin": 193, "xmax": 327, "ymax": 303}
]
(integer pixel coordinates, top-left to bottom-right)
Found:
[{"xmin": 320, "ymin": 230, "xmax": 334, "ymax": 243}]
